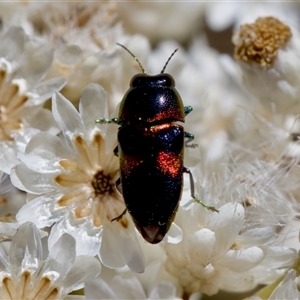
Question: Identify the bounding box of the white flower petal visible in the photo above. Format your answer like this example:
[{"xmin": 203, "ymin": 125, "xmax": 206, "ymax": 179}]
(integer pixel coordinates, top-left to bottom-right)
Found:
[
  {"xmin": 79, "ymin": 83, "xmax": 109, "ymax": 136},
  {"xmin": 100, "ymin": 218, "xmax": 145, "ymax": 273},
  {"xmin": 276, "ymin": 219, "xmax": 300, "ymax": 250},
  {"xmin": 0, "ymin": 127, "xmax": 40, "ymax": 174},
  {"xmin": 218, "ymin": 269, "xmax": 256, "ymax": 292},
  {"xmin": 85, "ymin": 278, "xmax": 118, "ymax": 299},
  {"xmin": 27, "ymin": 77, "xmax": 66, "ymax": 106},
  {"xmin": 24, "ymin": 132, "xmax": 71, "ymax": 162},
  {"xmin": 0, "ymin": 141, "xmax": 20, "ymax": 174},
  {"xmin": 13, "ymin": 127, "xmax": 41, "ymax": 154},
  {"xmin": 16, "ymin": 194, "xmax": 64, "ymax": 227},
  {"xmin": 43, "ymin": 233, "xmax": 76, "ymax": 282},
  {"xmin": 222, "ymin": 247, "xmax": 264, "ymax": 272},
  {"xmin": 9, "ymin": 222, "xmax": 42, "ymax": 276},
  {"xmin": 0, "ymin": 222, "xmax": 19, "ymax": 241},
  {"xmin": 148, "ymin": 282, "xmax": 178, "ymax": 300},
  {"xmin": 55, "ymin": 44, "xmax": 82, "ymax": 66},
  {"xmin": 237, "ymin": 227, "xmax": 277, "ymax": 246},
  {"xmin": 112, "ymin": 275, "xmax": 146, "ymax": 299},
  {"xmin": 205, "ymin": 2, "xmax": 236, "ymax": 31},
  {"xmin": 52, "ymin": 92, "xmax": 87, "ymax": 144},
  {"xmin": 187, "ymin": 228, "xmax": 216, "ymax": 263},
  {"xmin": 269, "ymin": 270, "xmax": 298, "ymax": 300},
  {"xmin": 208, "ymin": 203, "xmax": 244, "ymax": 252},
  {"xmin": 22, "ymin": 108, "xmax": 60, "ymax": 136},
  {"xmin": 262, "ymin": 247, "xmax": 297, "ymax": 267},
  {"xmin": 163, "ymin": 222, "xmax": 182, "ymax": 244},
  {"xmin": 0, "ymin": 245, "xmax": 9, "ymax": 272},
  {"xmin": 0, "ymin": 221, "xmax": 94, "ymax": 298},
  {"xmin": 0, "ymin": 26, "xmax": 25, "ymax": 62},
  {"xmin": 61, "ymin": 256, "xmax": 101, "ymax": 294},
  {"xmin": 48, "ymin": 217, "xmax": 102, "ymax": 257},
  {"xmin": 11, "ymin": 164, "xmax": 57, "ymax": 193},
  {"xmin": 15, "ymin": 39, "xmax": 54, "ymax": 88}
]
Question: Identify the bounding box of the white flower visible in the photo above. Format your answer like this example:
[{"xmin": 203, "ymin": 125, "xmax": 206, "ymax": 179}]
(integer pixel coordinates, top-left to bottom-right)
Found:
[
  {"xmin": 165, "ymin": 203, "xmax": 297, "ymax": 296},
  {"xmin": 0, "ymin": 173, "xmax": 25, "ymax": 223},
  {"xmin": 85, "ymin": 261, "xmax": 182, "ymax": 300},
  {"xmin": 11, "ymin": 83, "xmax": 145, "ymax": 273},
  {"xmin": 233, "ymin": 16, "xmax": 300, "ymax": 114},
  {"xmin": 115, "ymin": 2, "xmax": 206, "ymax": 45},
  {"xmin": 0, "ymin": 26, "xmax": 65, "ymax": 173},
  {"xmin": 0, "ymin": 222, "xmax": 101, "ymax": 299},
  {"xmin": 0, "ymin": 172, "xmax": 26, "ymax": 241},
  {"xmin": 86, "ymin": 277, "xmax": 180, "ymax": 300},
  {"xmin": 251, "ymin": 270, "xmax": 299, "ymax": 300},
  {"xmin": 52, "ymin": 34, "xmax": 150, "ymax": 110},
  {"xmin": 268, "ymin": 270, "xmax": 299, "ymax": 300},
  {"xmin": 205, "ymin": 2, "xmax": 298, "ymax": 32},
  {"xmin": 20, "ymin": 3, "xmax": 151, "ymax": 109}
]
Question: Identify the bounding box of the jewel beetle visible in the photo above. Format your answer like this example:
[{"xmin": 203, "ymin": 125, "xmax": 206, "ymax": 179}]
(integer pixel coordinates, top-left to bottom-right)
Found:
[{"xmin": 96, "ymin": 44, "xmax": 218, "ymax": 244}]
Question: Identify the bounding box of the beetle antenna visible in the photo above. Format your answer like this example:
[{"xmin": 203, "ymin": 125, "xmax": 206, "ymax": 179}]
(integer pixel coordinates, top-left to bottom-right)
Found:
[
  {"xmin": 117, "ymin": 43, "xmax": 147, "ymax": 74},
  {"xmin": 160, "ymin": 48, "xmax": 178, "ymax": 74}
]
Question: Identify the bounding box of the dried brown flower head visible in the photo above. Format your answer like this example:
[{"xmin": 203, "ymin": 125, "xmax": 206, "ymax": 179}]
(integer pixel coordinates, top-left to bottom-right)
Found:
[{"xmin": 233, "ymin": 17, "xmax": 292, "ymax": 67}]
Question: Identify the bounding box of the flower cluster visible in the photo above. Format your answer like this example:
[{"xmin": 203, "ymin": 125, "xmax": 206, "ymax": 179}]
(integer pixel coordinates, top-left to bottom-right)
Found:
[{"xmin": 1, "ymin": 3, "xmax": 300, "ymax": 300}]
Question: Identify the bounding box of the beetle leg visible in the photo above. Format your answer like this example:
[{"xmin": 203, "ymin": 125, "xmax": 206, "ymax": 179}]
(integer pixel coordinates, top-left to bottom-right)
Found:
[
  {"xmin": 115, "ymin": 177, "xmax": 122, "ymax": 194},
  {"xmin": 113, "ymin": 145, "xmax": 119, "ymax": 157},
  {"xmin": 95, "ymin": 117, "xmax": 120, "ymax": 124},
  {"xmin": 184, "ymin": 132, "xmax": 197, "ymax": 148},
  {"xmin": 111, "ymin": 208, "xmax": 127, "ymax": 222},
  {"xmin": 183, "ymin": 167, "xmax": 219, "ymax": 213},
  {"xmin": 184, "ymin": 106, "xmax": 193, "ymax": 116}
]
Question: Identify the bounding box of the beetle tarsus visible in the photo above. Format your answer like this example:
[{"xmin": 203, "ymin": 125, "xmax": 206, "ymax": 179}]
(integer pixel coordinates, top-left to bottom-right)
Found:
[
  {"xmin": 184, "ymin": 106, "xmax": 193, "ymax": 116},
  {"xmin": 114, "ymin": 146, "xmax": 119, "ymax": 157},
  {"xmin": 111, "ymin": 208, "xmax": 127, "ymax": 222},
  {"xmin": 193, "ymin": 197, "xmax": 219, "ymax": 213},
  {"xmin": 184, "ymin": 132, "xmax": 198, "ymax": 148}
]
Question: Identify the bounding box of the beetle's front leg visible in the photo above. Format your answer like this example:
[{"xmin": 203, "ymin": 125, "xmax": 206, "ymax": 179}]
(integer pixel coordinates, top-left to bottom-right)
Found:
[
  {"xmin": 184, "ymin": 106, "xmax": 193, "ymax": 116},
  {"xmin": 95, "ymin": 117, "xmax": 120, "ymax": 124},
  {"xmin": 183, "ymin": 167, "xmax": 218, "ymax": 213}
]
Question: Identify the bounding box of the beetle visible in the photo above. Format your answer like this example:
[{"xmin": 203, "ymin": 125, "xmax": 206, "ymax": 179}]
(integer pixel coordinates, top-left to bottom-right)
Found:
[{"xmin": 96, "ymin": 44, "xmax": 218, "ymax": 244}]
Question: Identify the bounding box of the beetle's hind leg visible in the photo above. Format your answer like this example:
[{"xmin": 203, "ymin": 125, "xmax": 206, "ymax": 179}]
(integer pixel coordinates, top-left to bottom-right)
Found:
[
  {"xmin": 184, "ymin": 132, "xmax": 198, "ymax": 148},
  {"xmin": 184, "ymin": 167, "xmax": 218, "ymax": 213}
]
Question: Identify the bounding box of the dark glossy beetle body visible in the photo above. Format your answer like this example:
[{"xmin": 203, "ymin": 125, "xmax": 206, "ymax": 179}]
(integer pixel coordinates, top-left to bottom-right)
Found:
[
  {"xmin": 117, "ymin": 74, "xmax": 185, "ymax": 244},
  {"xmin": 96, "ymin": 44, "xmax": 217, "ymax": 244}
]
